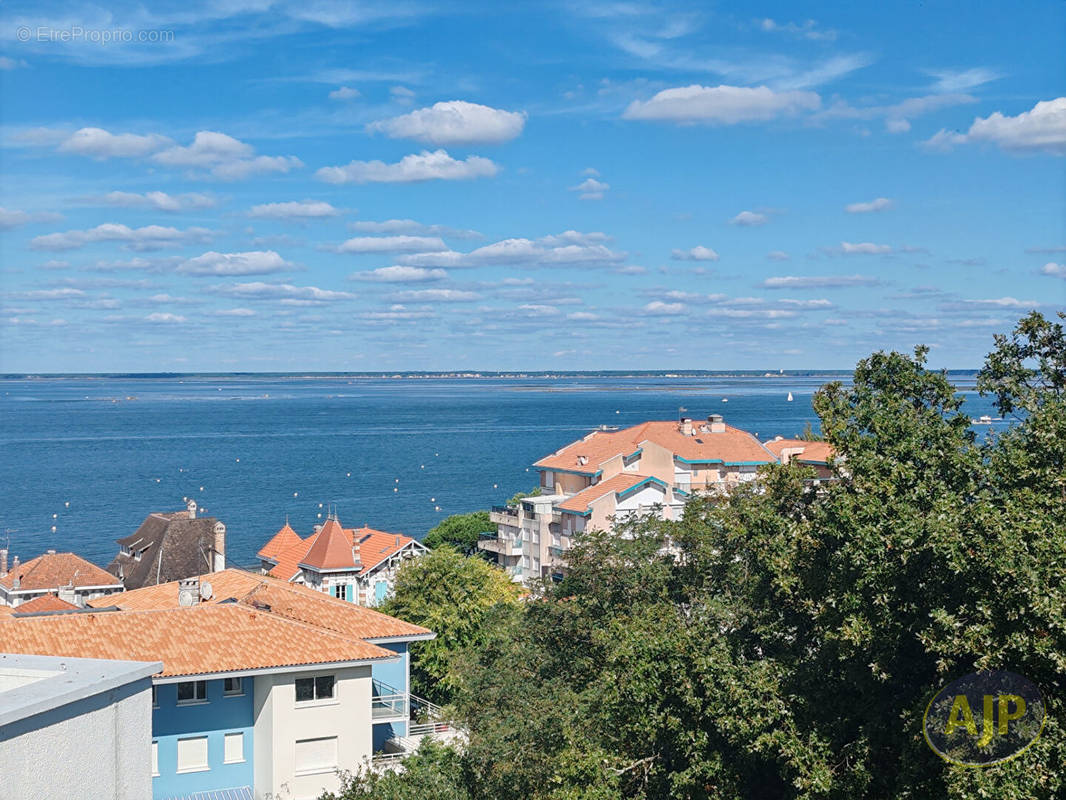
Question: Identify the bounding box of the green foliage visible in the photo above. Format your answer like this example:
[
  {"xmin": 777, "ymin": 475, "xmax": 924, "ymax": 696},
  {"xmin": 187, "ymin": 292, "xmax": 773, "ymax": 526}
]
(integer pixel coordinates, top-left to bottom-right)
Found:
[
  {"xmin": 798, "ymin": 421, "xmax": 823, "ymax": 441},
  {"xmin": 508, "ymin": 486, "xmax": 543, "ymax": 505},
  {"xmin": 322, "ymin": 741, "xmax": 470, "ymax": 800},
  {"xmin": 331, "ymin": 313, "xmax": 1066, "ymax": 800},
  {"xmin": 423, "ymin": 511, "xmax": 493, "ymax": 553},
  {"xmin": 379, "ymin": 546, "xmax": 522, "ymax": 704}
]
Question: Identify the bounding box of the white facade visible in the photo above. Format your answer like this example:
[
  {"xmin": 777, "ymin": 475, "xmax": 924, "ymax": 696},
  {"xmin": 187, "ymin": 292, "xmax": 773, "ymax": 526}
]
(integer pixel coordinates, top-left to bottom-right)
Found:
[
  {"xmin": 252, "ymin": 664, "xmax": 375, "ymax": 800},
  {"xmin": 0, "ymin": 653, "xmax": 160, "ymax": 800}
]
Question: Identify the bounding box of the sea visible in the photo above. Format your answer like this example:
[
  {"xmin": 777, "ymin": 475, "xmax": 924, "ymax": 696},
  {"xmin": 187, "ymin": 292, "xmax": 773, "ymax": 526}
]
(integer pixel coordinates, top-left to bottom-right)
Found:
[{"xmin": 0, "ymin": 372, "xmax": 1002, "ymax": 568}]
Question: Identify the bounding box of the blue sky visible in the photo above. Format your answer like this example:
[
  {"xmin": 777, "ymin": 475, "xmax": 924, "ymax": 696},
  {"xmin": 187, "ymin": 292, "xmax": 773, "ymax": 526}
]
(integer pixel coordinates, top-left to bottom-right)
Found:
[{"xmin": 0, "ymin": 0, "xmax": 1063, "ymax": 372}]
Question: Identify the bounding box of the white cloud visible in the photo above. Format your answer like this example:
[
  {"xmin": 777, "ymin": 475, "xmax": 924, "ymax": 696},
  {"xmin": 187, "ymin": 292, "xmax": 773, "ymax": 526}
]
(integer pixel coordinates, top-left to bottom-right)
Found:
[
  {"xmin": 368, "ymin": 101, "xmax": 526, "ymax": 145},
  {"xmin": 347, "ymin": 219, "xmax": 482, "ymax": 239},
  {"xmin": 758, "ymin": 18, "xmax": 837, "ymax": 41},
  {"xmin": 671, "ymin": 246, "xmax": 720, "ymax": 261},
  {"xmin": 210, "ymin": 282, "xmax": 356, "ymax": 302},
  {"xmin": 1040, "ymin": 262, "xmax": 1066, "ymax": 278},
  {"xmin": 88, "ymin": 191, "xmax": 216, "ymax": 212},
  {"xmin": 761, "ymin": 274, "xmax": 880, "ymax": 288},
  {"xmin": 30, "ymin": 224, "xmax": 212, "ymax": 251},
  {"xmin": 925, "ymin": 97, "xmax": 1066, "ymax": 155},
  {"xmin": 316, "ymin": 149, "xmax": 499, "ymax": 184},
  {"xmin": 0, "ymin": 207, "xmax": 63, "ymax": 230},
  {"xmin": 729, "ymin": 210, "xmax": 768, "ymax": 226},
  {"xmin": 58, "ymin": 127, "xmax": 171, "ymax": 158},
  {"xmin": 329, "ymin": 86, "xmax": 361, "ymax": 101},
  {"xmin": 351, "ymin": 266, "xmax": 448, "ymax": 283},
  {"xmin": 839, "ymin": 241, "xmax": 893, "ymax": 254},
  {"xmin": 642, "ymin": 301, "xmax": 685, "ymax": 315},
  {"xmin": 624, "ymin": 85, "xmax": 820, "ymax": 124},
  {"xmin": 151, "ymin": 131, "xmax": 302, "ymax": 179},
  {"xmin": 5, "ymin": 288, "xmax": 86, "ymax": 300},
  {"xmin": 390, "ymin": 289, "xmax": 481, "ymax": 302},
  {"xmin": 215, "ymin": 308, "xmax": 257, "ymax": 316},
  {"xmin": 397, "ymin": 233, "xmax": 626, "ymax": 269},
  {"xmin": 332, "ymin": 235, "xmax": 447, "ymax": 254},
  {"xmin": 248, "ymin": 200, "xmax": 340, "ymax": 219},
  {"xmin": 767, "ymin": 250, "xmax": 790, "ymax": 261},
  {"xmin": 926, "ymin": 67, "xmax": 1000, "ymax": 93},
  {"xmin": 177, "ymin": 251, "xmax": 292, "ymax": 276},
  {"xmin": 845, "ymin": 197, "xmax": 894, "ymax": 214},
  {"xmin": 569, "ymin": 177, "xmax": 610, "ymax": 200},
  {"xmin": 145, "ymin": 312, "xmax": 187, "ymax": 323}
]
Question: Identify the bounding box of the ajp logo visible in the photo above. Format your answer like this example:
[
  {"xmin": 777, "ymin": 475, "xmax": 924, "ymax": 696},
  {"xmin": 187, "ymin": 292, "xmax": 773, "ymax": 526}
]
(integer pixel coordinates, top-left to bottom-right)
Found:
[{"xmin": 924, "ymin": 670, "xmax": 1046, "ymax": 766}]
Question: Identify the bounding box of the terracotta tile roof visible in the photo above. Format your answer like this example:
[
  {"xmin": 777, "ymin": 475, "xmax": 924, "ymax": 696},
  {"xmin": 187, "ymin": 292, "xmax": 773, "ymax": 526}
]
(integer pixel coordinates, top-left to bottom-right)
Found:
[
  {"xmin": 556, "ymin": 473, "xmax": 649, "ymax": 513},
  {"xmin": 14, "ymin": 593, "xmax": 80, "ymax": 613},
  {"xmin": 300, "ymin": 517, "xmax": 360, "ymax": 571},
  {"xmin": 90, "ymin": 568, "xmax": 433, "ymax": 641},
  {"xmin": 534, "ymin": 418, "xmax": 777, "ymax": 474},
  {"xmin": 763, "ymin": 438, "xmax": 835, "ymax": 464},
  {"xmin": 257, "ymin": 522, "xmax": 303, "ymax": 562},
  {"xmin": 351, "ymin": 528, "xmax": 426, "ymax": 576},
  {"xmin": 269, "ymin": 530, "xmax": 319, "ymax": 581},
  {"xmin": 0, "ymin": 604, "xmax": 395, "ymax": 677},
  {"xmin": 0, "ymin": 605, "xmax": 14, "ymax": 616},
  {"xmin": 0, "ymin": 552, "xmax": 123, "ymax": 593}
]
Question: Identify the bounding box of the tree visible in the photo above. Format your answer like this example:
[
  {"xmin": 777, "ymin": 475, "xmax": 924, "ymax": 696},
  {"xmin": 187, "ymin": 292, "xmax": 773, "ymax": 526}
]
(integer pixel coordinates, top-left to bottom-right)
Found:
[
  {"xmin": 322, "ymin": 741, "xmax": 470, "ymax": 800},
  {"xmin": 423, "ymin": 511, "xmax": 493, "ymax": 554},
  {"xmin": 379, "ymin": 546, "xmax": 523, "ymax": 704},
  {"xmin": 508, "ymin": 486, "xmax": 542, "ymax": 505}
]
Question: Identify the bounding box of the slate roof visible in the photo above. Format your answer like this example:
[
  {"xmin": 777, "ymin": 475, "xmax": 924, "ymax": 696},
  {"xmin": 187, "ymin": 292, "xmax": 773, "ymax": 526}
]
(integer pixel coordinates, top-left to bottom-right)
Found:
[
  {"xmin": 108, "ymin": 510, "xmax": 222, "ymax": 590},
  {"xmin": 0, "ymin": 552, "xmax": 122, "ymax": 593}
]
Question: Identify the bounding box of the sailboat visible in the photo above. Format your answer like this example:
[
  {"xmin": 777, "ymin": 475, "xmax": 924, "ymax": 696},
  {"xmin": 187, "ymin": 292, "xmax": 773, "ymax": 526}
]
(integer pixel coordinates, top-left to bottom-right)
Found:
[{"xmin": 787, "ymin": 392, "xmax": 793, "ymax": 402}]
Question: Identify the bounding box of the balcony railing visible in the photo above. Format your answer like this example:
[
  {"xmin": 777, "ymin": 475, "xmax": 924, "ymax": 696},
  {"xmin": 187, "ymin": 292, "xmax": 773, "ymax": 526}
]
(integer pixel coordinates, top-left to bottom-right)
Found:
[
  {"xmin": 548, "ymin": 546, "xmax": 566, "ymax": 558},
  {"xmin": 491, "ymin": 505, "xmax": 518, "ymax": 516},
  {"xmin": 372, "ymin": 679, "xmax": 408, "ymax": 720}
]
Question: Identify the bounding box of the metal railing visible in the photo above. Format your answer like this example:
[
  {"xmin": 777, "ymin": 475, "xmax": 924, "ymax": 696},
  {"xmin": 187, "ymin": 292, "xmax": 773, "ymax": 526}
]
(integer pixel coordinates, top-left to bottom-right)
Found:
[
  {"xmin": 491, "ymin": 505, "xmax": 518, "ymax": 516},
  {"xmin": 372, "ymin": 679, "xmax": 408, "ymax": 719}
]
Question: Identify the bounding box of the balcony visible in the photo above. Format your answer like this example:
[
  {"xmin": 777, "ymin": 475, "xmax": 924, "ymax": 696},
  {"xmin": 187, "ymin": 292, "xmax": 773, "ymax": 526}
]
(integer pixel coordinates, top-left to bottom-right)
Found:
[
  {"xmin": 489, "ymin": 506, "xmax": 520, "ymax": 526},
  {"xmin": 372, "ymin": 679, "xmax": 408, "ymax": 721},
  {"xmin": 477, "ymin": 531, "xmax": 522, "ymax": 555}
]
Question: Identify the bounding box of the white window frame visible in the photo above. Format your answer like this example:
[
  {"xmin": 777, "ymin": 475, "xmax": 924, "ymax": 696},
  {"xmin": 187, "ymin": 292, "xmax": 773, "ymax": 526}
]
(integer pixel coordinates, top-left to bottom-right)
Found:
[
  {"xmin": 151, "ymin": 740, "xmax": 159, "ymax": 777},
  {"xmin": 224, "ymin": 732, "xmax": 245, "ymax": 764},
  {"xmin": 294, "ymin": 736, "xmax": 338, "ymax": 777},
  {"xmin": 223, "ymin": 676, "xmax": 243, "ymax": 697},
  {"xmin": 294, "ymin": 674, "xmax": 336, "ymax": 705},
  {"xmin": 176, "ymin": 680, "xmax": 207, "ymax": 705},
  {"xmin": 176, "ymin": 736, "xmax": 209, "ymax": 774}
]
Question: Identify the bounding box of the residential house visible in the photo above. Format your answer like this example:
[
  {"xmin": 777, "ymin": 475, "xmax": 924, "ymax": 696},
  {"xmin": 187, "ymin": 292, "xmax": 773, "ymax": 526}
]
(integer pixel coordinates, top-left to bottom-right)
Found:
[
  {"xmin": 3, "ymin": 567, "xmax": 435, "ymax": 800},
  {"xmin": 0, "ymin": 652, "xmax": 160, "ymax": 800},
  {"xmin": 0, "ymin": 548, "xmax": 124, "ymax": 608},
  {"xmin": 257, "ymin": 515, "xmax": 428, "ymax": 607},
  {"xmin": 763, "ymin": 437, "xmax": 836, "ymax": 479},
  {"xmin": 481, "ymin": 415, "xmax": 782, "ymax": 582},
  {"xmin": 108, "ymin": 499, "xmax": 227, "ymax": 590}
]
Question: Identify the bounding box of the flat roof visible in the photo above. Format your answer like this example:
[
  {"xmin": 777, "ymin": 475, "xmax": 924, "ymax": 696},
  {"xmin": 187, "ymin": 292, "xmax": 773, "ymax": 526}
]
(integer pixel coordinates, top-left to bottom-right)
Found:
[{"xmin": 0, "ymin": 652, "xmax": 161, "ymax": 728}]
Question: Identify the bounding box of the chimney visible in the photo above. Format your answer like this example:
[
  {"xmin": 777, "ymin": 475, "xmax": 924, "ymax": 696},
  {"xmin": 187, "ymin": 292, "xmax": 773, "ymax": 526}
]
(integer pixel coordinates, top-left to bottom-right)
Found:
[
  {"xmin": 707, "ymin": 414, "xmax": 725, "ymax": 434},
  {"xmin": 0, "ymin": 549, "xmax": 7, "ymax": 577},
  {"xmin": 681, "ymin": 418, "xmax": 693, "ymax": 436},
  {"xmin": 212, "ymin": 522, "xmax": 226, "ymax": 571},
  {"xmin": 12, "ymin": 555, "xmax": 19, "ymax": 573},
  {"xmin": 351, "ymin": 541, "xmax": 361, "ymax": 567},
  {"xmin": 178, "ymin": 577, "xmax": 200, "ymax": 605},
  {"xmin": 187, "ymin": 499, "xmax": 197, "ymax": 520}
]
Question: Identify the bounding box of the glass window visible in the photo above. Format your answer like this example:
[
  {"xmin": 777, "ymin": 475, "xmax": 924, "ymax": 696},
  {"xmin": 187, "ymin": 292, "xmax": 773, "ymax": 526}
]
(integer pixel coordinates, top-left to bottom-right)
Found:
[
  {"xmin": 151, "ymin": 685, "xmax": 158, "ymax": 707},
  {"xmin": 176, "ymin": 736, "xmax": 209, "ymax": 773},
  {"xmin": 177, "ymin": 680, "xmax": 207, "ymax": 704},
  {"xmin": 151, "ymin": 741, "xmax": 158, "ymax": 776},
  {"xmin": 223, "ymin": 677, "xmax": 242, "ymax": 696},
  {"xmin": 295, "ymin": 675, "xmax": 335, "ymax": 702},
  {"xmin": 224, "ymin": 732, "xmax": 244, "ymax": 764}
]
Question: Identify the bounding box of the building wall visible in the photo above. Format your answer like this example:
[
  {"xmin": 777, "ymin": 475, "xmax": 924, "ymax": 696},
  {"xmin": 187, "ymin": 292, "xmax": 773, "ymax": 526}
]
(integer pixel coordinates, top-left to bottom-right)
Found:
[
  {"xmin": 634, "ymin": 441, "xmax": 675, "ymax": 484},
  {"xmin": 152, "ymin": 678, "xmax": 254, "ymax": 798},
  {"xmin": 0, "ymin": 676, "xmax": 153, "ymax": 800},
  {"xmin": 253, "ymin": 665, "xmax": 374, "ymax": 800}
]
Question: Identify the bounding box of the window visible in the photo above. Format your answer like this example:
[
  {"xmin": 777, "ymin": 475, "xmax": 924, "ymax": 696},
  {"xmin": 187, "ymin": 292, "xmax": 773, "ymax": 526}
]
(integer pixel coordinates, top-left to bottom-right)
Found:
[
  {"xmin": 295, "ymin": 675, "xmax": 335, "ymax": 703},
  {"xmin": 151, "ymin": 685, "xmax": 158, "ymax": 707},
  {"xmin": 294, "ymin": 736, "xmax": 337, "ymax": 776},
  {"xmin": 176, "ymin": 680, "xmax": 207, "ymax": 704},
  {"xmin": 151, "ymin": 741, "xmax": 158, "ymax": 776},
  {"xmin": 331, "ymin": 583, "xmax": 347, "ymax": 599},
  {"xmin": 176, "ymin": 736, "xmax": 209, "ymax": 773},
  {"xmin": 224, "ymin": 732, "xmax": 244, "ymax": 764},
  {"xmin": 223, "ymin": 677, "xmax": 243, "ymax": 696}
]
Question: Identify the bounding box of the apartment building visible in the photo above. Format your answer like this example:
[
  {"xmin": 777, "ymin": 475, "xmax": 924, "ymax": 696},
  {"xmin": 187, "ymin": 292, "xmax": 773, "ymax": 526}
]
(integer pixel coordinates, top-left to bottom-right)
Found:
[
  {"xmin": 257, "ymin": 515, "xmax": 428, "ymax": 607},
  {"xmin": 2, "ymin": 567, "xmax": 435, "ymax": 800},
  {"xmin": 481, "ymin": 414, "xmax": 782, "ymax": 582}
]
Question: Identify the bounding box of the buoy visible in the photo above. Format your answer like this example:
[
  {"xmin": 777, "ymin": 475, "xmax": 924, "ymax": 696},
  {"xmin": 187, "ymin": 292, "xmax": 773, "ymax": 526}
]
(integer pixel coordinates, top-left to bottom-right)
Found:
[
  {"xmin": 319, "ymin": 503, "xmax": 323, "ymax": 508},
  {"xmin": 236, "ymin": 458, "xmax": 240, "ymax": 462},
  {"xmin": 431, "ymin": 497, "xmax": 435, "ymax": 502},
  {"xmin": 394, "ymin": 478, "xmax": 399, "ymax": 483},
  {"xmin": 435, "ymin": 506, "xmax": 441, "ymax": 512},
  {"xmin": 52, "ymin": 513, "xmax": 57, "ymax": 519},
  {"xmin": 787, "ymin": 392, "xmax": 793, "ymax": 402},
  {"xmin": 722, "ymin": 398, "xmax": 728, "ymax": 402},
  {"xmin": 420, "ymin": 465, "xmax": 425, "ymax": 469},
  {"xmin": 394, "ymin": 487, "xmax": 398, "ymax": 493},
  {"xmin": 199, "ymin": 486, "xmax": 204, "ymax": 492},
  {"xmin": 156, "ymin": 479, "xmax": 161, "ymax": 483},
  {"xmin": 493, "ymin": 484, "xmax": 497, "ymax": 489},
  {"xmin": 318, "ymin": 513, "xmax": 322, "ymax": 518},
  {"xmin": 65, "ymin": 501, "xmax": 70, "ymax": 507},
  {"xmin": 293, "ymin": 492, "xmax": 298, "ymax": 497},
  {"xmin": 51, "ymin": 526, "xmax": 56, "ymax": 532}
]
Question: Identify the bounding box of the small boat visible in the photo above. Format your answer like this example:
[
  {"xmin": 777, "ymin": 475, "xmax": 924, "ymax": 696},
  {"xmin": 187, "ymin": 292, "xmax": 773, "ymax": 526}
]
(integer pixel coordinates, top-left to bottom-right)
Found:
[
  {"xmin": 787, "ymin": 392, "xmax": 793, "ymax": 402},
  {"xmin": 971, "ymin": 415, "xmax": 994, "ymax": 425},
  {"xmin": 722, "ymin": 398, "xmax": 728, "ymax": 403}
]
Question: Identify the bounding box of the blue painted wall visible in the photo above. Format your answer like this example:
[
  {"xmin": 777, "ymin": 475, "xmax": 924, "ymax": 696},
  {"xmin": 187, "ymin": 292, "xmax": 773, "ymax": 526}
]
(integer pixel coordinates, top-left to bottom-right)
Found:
[
  {"xmin": 371, "ymin": 642, "xmax": 409, "ymax": 751},
  {"xmin": 152, "ymin": 678, "xmax": 254, "ymax": 799}
]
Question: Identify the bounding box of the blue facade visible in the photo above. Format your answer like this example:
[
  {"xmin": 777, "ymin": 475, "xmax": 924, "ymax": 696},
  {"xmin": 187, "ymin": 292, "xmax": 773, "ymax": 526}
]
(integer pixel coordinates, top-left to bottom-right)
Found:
[
  {"xmin": 371, "ymin": 642, "xmax": 409, "ymax": 751},
  {"xmin": 152, "ymin": 678, "xmax": 254, "ymax": 800}
]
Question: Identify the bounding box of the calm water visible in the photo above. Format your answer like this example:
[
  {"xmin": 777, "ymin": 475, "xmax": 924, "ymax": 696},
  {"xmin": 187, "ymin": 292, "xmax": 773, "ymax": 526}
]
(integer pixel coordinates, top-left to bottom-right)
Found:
[{"xmin": 0, "ymin": 374, "xmax": 1000, "ymax": 567}]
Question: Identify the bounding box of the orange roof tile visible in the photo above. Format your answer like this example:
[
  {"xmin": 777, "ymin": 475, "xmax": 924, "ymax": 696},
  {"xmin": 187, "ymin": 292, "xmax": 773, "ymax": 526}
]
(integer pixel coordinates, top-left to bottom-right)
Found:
[
  {"xmin": 90, "ymin": 568, "xmax": 433, "ymax": 641},
  {"xmin": 351, "ymin": 528, "xmax": 426, "ymax": 576},
  {"xmin": 257, "ymin": 522, "xmax": 304, "ymax": 562},
  {"xmin": 14, "ymin": 593, "xmax": 79, "ymax": 613},
  {"xmin": 0, "ymin": 605, "xmax": 14, "ymax": 617},
  {"xmin": 0, "ymin": 604, "xmax": 395, "ymax": 677},
  {"xmin": 557, "ymin": 474, "xmax": 661, "ymax": 513},
  {"xmin": 269, "ymin": 530, "xmax": 319, "ymax": 581},
  {"xmin": 0, "ymin": 552, "xmax": 123, "ymax": 593},
  {"xmin": 534, "ymin": 418, "xmax": 777, "ymax": 474},
  {"xmin": 763, "ymin": 438, "xmax": 835, "ymax": 464},
  {"xmin": 300, "ymin": 517, "xmax": 359, "ymax": 571}
]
